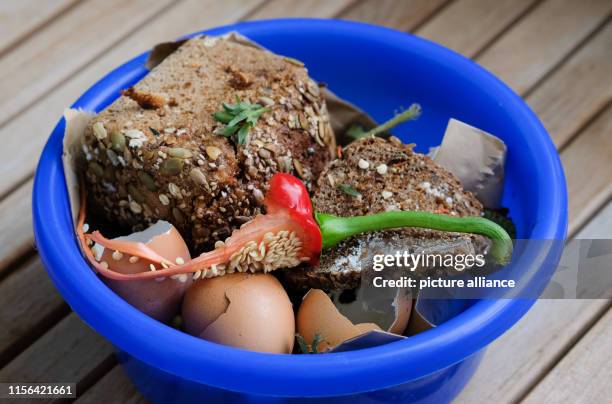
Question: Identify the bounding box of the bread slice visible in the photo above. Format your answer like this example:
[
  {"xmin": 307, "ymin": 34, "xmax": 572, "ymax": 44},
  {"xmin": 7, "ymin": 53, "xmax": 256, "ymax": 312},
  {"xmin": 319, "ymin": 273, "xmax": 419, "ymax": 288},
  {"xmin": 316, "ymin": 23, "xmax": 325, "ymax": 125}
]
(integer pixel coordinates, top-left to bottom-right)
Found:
[
  {"xmin": 82, "ymin": 36, "xmax": 334, "ymax": 252},
  {"xmin": 281, "ymin": 136, "xmax": 486, "ymax": 291}
]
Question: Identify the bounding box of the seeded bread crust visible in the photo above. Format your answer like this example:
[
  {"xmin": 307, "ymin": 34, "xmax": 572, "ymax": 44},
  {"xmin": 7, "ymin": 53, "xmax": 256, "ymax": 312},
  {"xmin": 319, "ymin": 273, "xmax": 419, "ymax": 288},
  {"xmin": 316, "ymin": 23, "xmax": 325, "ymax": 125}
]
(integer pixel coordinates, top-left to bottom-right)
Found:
[
  {"xmin": 82, "ymin": 37, "xmax": 334, "ymax": 252},
  {"xmin": 282, "ymin": 136, "xmax": 485, "ymax": 291}
]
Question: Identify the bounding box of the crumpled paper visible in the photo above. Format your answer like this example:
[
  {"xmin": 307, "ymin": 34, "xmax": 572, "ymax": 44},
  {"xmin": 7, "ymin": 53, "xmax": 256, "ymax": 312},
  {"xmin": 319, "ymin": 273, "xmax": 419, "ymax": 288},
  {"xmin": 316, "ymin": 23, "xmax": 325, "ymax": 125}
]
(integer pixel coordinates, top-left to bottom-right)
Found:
[{"xmin": 431, "ymin": 118, "xmax": 507, "ymax": 208}]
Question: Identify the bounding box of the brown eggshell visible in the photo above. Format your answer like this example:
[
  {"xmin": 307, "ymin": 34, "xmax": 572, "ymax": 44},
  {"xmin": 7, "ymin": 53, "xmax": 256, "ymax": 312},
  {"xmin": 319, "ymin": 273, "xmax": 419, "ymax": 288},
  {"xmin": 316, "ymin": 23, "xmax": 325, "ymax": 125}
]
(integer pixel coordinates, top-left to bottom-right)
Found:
[
  {"xmin": 101, "ymin": 221, "xmax": 191, "ymax": 323},
  {"xmin": 182, "ymin": 272, "xmax": 250, "ymax": 336},
  {"xmin": 183, "ymin": 273, "xmax": 295, "ymax": 354},
  {"xmin": 297, "ymin": 289, "xmax": 381, "ymax": 352}
]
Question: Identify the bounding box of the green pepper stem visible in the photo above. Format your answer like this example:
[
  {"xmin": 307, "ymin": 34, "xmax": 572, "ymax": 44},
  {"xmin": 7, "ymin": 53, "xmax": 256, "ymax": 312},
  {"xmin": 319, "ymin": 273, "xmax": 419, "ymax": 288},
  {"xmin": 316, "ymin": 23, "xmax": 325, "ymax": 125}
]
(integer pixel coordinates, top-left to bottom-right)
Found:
[{"xmin": 315, "ymin": 211, "xmax": 513, "ymax": 266}]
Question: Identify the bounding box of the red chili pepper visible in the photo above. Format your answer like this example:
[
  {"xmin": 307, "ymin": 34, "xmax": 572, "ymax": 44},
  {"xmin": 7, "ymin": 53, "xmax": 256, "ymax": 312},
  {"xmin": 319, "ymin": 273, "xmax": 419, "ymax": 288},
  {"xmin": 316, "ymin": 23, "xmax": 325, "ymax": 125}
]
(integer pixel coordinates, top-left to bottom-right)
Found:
[
  {"xmin": 80, "ymin": 173, "xmax": 512, "ymax": 281},
  {"xmin": 80, "ymin": 174, "xmax": 323, "ymax": 281}
]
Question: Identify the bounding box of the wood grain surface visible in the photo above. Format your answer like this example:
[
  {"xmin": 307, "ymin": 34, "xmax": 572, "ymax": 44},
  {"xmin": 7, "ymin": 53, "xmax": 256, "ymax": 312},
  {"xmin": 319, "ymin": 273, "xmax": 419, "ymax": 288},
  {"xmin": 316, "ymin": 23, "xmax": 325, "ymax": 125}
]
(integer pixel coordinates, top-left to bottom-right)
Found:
[{"xmin": 0, "ymin": 0, "xmax": 609, "ymax": 402}]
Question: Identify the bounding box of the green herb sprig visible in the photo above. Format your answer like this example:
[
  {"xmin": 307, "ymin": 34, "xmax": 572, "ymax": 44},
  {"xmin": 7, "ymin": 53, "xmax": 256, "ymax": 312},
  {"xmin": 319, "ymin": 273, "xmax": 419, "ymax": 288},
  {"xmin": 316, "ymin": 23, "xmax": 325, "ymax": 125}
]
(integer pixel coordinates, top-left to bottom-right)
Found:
[
  {"xmin": 348, "ymin": 103, "xmax": 422, "ymax": 140},
  {"xmin": 213, "ymin": 97, "xmax": 269, "ymax": 145},
  {"xmin": 296, "ymin": 333, "xmax": 325, "ymax": 354}
]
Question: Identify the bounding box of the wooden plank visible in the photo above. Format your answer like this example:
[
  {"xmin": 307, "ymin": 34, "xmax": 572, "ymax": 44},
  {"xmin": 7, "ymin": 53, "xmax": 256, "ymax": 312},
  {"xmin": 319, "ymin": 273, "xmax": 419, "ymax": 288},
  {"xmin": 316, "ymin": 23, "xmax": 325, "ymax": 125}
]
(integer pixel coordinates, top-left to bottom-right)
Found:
[
  {"xmin": 0, "ymin": 180, "xmax": 33, "ymax": 275},
  {"xmin": 522, "ymin": 308, "xmax": 612, "ymax": 404},
  {"xmin": 2, "ymin": 2, "xmax": 611, "ymax": 401},
  {"xmin": 76, "ymin": 365, "xmax": 145, "ymax": 404},
  {"xmin": 247, "ymin": 0, "xmax": 356, "ymax": 19},
  {"xmin": 0, "ymin": 314, "xmax": 114, "ymax": 403},
  {"xmin": 417, "ymin": 0, "xmax": 537, "ymax": 58},
  {"xmin": 563, "ymin": 106, "xmax": 612, "ymax": 236},
  {"xmin": 0, "ymin": 0, "xmax": 175, "ymax": 129},
  {"xmin": 477, "ymin": 0, "xmax": 612, "ymax": 94},
  {"xmin": 0, "ymin": 0, "xmax": 264, "ymax": 198},
  {"xmin": 339, "ymin": 0, "xmax": 448, "ymax": 31},
  {"xmin": 456, "ymin": 197, "xmax": 612, "ymax": 403},
  {"xmin": 0, "ymin": 0, "xmax": 77, "ymax": 55},
  {"xmin": 0, "ymin": 257, "xmax": 67, "ymax": 366},
  {"xmin": 576, "ymin": 200, "xmax": 612, "ymax": 238},
  {"xmin": 455, "ymin": 300, "xmax": 610, "ymax": 403},
  {"xmin": 527, "ymin": 21, "xmax": 612, "ymax": 149}
]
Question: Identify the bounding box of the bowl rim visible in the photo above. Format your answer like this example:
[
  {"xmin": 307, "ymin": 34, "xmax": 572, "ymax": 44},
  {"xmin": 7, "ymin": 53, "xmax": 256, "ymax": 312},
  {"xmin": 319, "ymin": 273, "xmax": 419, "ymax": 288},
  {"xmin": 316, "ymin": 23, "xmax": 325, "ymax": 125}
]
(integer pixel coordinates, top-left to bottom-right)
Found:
[{"xmin": 33, "ymin": 18, "xmax": 567, "ymax": 397}]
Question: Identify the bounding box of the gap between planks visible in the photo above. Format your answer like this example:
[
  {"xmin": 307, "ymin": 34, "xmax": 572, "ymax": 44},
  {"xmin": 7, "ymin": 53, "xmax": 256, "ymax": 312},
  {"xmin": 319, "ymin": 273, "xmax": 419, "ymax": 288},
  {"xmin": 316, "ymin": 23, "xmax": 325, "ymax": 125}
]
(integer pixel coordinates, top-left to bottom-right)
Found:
[
  {"xmin": 0, "ymin": 0, "xmax": 179, "ymax": 131},
  {"xmin": 0, "ymin": 0, "xmax": 79, "ymax": 58},
  {"xmin": 521, "ymin": 306, "xmax": 612, "ymax": 403}
]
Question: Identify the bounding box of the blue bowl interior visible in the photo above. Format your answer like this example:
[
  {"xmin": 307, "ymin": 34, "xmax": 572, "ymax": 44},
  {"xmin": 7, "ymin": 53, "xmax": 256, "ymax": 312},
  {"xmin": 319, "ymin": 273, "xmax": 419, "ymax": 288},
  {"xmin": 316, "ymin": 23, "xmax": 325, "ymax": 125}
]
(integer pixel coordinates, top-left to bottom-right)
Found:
[{"xmin": 33, "ymin": 19, "xmax": 567, "ymax": 397}]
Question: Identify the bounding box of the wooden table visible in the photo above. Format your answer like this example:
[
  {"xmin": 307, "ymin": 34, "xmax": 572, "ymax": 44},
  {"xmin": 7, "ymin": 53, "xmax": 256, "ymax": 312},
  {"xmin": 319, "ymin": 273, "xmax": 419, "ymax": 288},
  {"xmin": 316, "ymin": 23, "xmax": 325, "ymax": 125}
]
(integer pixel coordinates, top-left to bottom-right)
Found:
[{"xmin": 0, "ymin": 0, "xmax": 610, "ymax": 402}]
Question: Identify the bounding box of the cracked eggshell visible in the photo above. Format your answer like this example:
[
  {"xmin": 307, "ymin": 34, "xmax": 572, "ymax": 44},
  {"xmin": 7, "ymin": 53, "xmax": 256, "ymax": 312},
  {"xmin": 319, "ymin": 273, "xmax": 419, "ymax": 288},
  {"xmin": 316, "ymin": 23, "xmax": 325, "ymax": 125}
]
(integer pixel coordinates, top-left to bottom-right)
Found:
[
  {"xmin": 100, "ymin": 221, "xmax": 191, "ymax": 323},
  {"xmin": 297, "ymin": 289, "xmax": 382, "ymax": 352},
  {"xmin": 182, "ymin": 273, "xmax": 295, "ymax": 354}
]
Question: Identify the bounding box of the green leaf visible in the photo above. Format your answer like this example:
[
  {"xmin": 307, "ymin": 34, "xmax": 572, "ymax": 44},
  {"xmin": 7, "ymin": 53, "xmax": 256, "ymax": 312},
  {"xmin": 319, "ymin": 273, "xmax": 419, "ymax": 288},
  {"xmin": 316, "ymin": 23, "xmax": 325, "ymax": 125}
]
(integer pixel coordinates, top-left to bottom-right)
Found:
[
  {"xmin": 236, "ymin": 124, "xmax": 250, "ymax": 145},
  {"xmin": 212, "ymin": 111, "xmax": 233, "ymax": 124},
  {"xmin": 227, "ymin": 110, "xmax": 250, "ymax": 127},
  {"xmin": 295, "ymin": 334, "xmax": 310, "ymax": 354},
  {"xmin": 337, "ymin": 183, "xmax": 361, "ymax": 197},
  {"xmin": 213, "ymin": 98, "xmax": 268, "ymax": 146},
  {"xmin": 222, "ymin": 124, "xmax": 239, "ymax": 137},
  {"xmin": 311, "ymin": 332, "xmax": 324, "ymax": 353}
]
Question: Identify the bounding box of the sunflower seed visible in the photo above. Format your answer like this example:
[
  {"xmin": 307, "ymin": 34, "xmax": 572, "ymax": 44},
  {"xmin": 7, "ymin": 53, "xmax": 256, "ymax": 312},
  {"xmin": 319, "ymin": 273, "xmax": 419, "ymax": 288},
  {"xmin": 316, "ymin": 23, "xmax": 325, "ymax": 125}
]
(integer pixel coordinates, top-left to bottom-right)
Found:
[
  {"xmin": 168, "ymin": 182, "xmax": 182, "ymax": 199},
  {"xmin": 110, "ymin": 131, "xmax": 126, "ymax": 152},
  {"xmin": 293, "ymin": 159, "xmax": 305, "ymax": 178},
  {"xmin": 128, "ymin": 185, "xmax": 145, "ymax": 203},
  {"xmin": 257, "ymin": 148, "xmax": 271, "ymax": 159},
  {"xmin": 252, "ymin": 188, "xmax": 264, "ymax": 203},
  {"xmin": 189, "ymin": 168, "xmax": 208, "ymax": 188},
  {"xmin": 161, "ymin": 158, "xmax": 184, "ymax": 175},
  {"xmin": 168, "ymin": 147, "xmax": 193, "ymax": 159},
  {"xmin": 298, "ymin": 112, "xmax": 308, "ymax": 130},
  {"xmin": 138, "ymin": 171, "xmax": 157, "ymax": 191},
  {"xmin": 205, "ymin": 146, "xmax": 222, "ymax": 161},
  {"xmin": 129, "ymin": 201, "xmax": 142, "ymax": 214},
  {"xmin": 88, "ymin": 162, "xmax": 104, "ymax": 177},
  {"xmin": 307, "ymin": 80, "xmax": 320, "ymax": 97},
  {"xmin": 172, "ymin": 207, "xmax": 185, "ymax": 223},
  {"xmin": 258, "ymin": 96, "xmax": 274, "ymax": 106},
  {"xmin": 93, "ymin": 122, "xmax": 107, "ymax": 140},
  {"xmin": 158, "ymin": 194, "xmax": 170, "ymax": 206}
]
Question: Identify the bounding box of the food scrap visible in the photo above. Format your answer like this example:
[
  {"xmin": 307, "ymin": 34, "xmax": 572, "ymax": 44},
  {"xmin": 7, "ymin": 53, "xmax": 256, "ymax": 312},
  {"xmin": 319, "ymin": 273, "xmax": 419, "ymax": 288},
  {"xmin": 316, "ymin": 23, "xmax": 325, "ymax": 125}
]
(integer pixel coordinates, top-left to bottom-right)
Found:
[{"xmin": 66, "ymin": 33, "xmax": 515, "ymax": 354}]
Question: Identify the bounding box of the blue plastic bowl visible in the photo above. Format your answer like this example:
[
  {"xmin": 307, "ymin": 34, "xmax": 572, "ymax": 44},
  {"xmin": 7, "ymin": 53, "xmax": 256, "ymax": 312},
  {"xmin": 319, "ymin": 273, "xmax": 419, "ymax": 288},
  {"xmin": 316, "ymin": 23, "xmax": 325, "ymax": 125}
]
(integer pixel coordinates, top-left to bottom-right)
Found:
[{"xmin": 33, "ymin": 19, "xmax": 567, "ymax": 403}]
